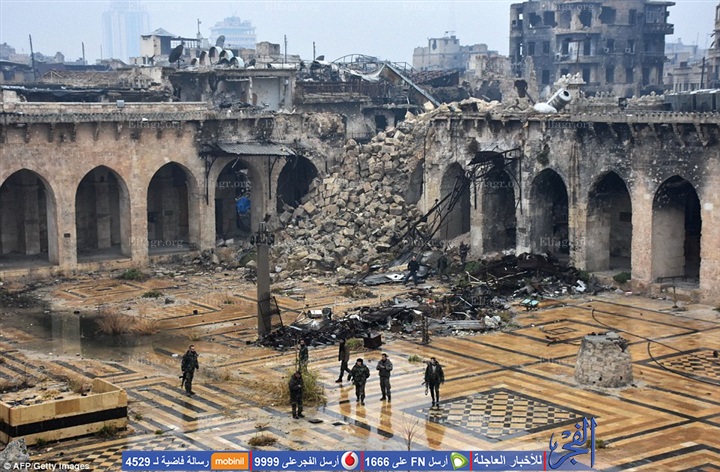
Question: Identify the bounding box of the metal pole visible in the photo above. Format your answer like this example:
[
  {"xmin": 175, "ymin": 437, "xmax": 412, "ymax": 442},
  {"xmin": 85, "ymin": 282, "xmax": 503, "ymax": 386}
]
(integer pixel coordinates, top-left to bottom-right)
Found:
[
  {"xmin": 29, "ymin": 34, "xmax": 37, "ymax": 81},
  {"xmin": 255, "ymin": 223, "xmax": 274, "ymax": 337}
]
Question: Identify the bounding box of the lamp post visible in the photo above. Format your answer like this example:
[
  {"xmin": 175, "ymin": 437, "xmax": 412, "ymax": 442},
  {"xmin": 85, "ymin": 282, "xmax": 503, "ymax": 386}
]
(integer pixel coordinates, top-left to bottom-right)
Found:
[{"xmin": 251, "ymin": 222, "xmax": 275, "ymax": 336}]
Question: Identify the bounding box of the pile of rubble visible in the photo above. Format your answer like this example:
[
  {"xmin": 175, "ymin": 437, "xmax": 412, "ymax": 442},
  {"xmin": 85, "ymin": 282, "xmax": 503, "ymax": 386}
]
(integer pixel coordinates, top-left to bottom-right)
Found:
[
  {"xmin": 270, "ymin": 126, "xmax": 427, "ymax": 277},
  {"xmin": 267, "ymin": 99, "xmax": 515, "ymax": 279}
]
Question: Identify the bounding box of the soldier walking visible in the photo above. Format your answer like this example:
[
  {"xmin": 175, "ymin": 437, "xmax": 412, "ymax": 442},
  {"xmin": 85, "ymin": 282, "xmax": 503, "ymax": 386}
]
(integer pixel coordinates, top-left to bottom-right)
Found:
[
  {"xmin": 181, "ymin": 345, "xmax": 199, "ymax": 396},
  {"xmin": 289, "ymin": 371, "xmax": 305, "ymax": 419},
  {"xmin": 424, "ymin": 357, "xmax": 445, "ymax": 407},
  {"xmin": 298, "ymin": 339, "xmax": 309, "ymax": 371},
  {"xmin": 349, "ymin": 358, "xmax": 370, "ymax": 405},
  {"xmin": 336, "ymin": 339, "xmax": 352, "ymax": 383},
  {"xmin": 376, "ymin": 353, "xmax": 393, "ymax": 401}
]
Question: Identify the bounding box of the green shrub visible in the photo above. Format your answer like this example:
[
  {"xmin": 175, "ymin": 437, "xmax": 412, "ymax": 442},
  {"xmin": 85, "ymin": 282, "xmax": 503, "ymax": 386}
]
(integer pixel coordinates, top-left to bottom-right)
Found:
[
  {"xmin": 238, "ymin": 251, "xmax": 257, "ymax": 267},
  {"xmin": 586, "ymin": 438, "xmax": 608, "ymax": 449},
  {"xmin": 97, "ymin": 425, "xmax": 120, "ymax": 438},
  {"xmin": 497, "ymin": 310, "xmax": 513, "ymax": 323},
  {"xmin": 407, "ymin": 354, "xmax": 423, "ymax": 363},
  {"xmin": 463, "ymin": 261, "xmax": 482, "ymax": 275},
  {"xmin": 142, "ymin": 290, "xmax": 163, "ymax": 298},
  {"xmin": 35, "ymin": 438, "xmax": 48, "ymax": 447},
  {"xmin": 577, "ymin": 270, "xmax": 591, "ymax": 283},
  {"xmin": 117, "ymin": 268, "xmax": 147, "ymax": 281},
  {"xmin": 345, "ymin": 338, "xmax": 364, "ymax": 351},
  {"xmin": 613, "ymin": 272, "xmax": 631, "ymax": 284},
  {"xmin": 261, "ymin": 368, "xmax": 327, "ymax": 407}
]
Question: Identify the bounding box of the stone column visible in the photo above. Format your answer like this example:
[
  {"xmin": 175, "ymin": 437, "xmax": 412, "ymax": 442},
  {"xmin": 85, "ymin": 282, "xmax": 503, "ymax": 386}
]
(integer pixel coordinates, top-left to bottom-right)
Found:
[
  {"xmin": 56, "ymin": 192, "xmax": 77, "ymax": 270},
  {"xmin": 630, "ymin": 182, "xmax": 653, "ymax": 289},
  {"xmin": 130, "ymin": 189, "xmax": 148, "ymax": 264},
  {"xmin": 699, "ymin": 164, "xmax": 720, "ymax": 305}
]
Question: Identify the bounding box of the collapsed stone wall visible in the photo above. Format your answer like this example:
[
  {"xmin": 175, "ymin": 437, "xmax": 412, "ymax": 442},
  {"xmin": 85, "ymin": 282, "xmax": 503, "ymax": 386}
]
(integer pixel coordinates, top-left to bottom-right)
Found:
[{"xmin": 269, "ymin": 113, "xmax": 438, "ymax": 277}]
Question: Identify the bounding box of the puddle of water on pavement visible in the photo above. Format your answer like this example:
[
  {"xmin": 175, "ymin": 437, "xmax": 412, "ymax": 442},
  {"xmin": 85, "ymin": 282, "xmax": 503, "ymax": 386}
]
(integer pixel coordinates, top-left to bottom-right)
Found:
[{"xmin": 1, "ymin": 304, "xmax": 186, "ymax": 363}]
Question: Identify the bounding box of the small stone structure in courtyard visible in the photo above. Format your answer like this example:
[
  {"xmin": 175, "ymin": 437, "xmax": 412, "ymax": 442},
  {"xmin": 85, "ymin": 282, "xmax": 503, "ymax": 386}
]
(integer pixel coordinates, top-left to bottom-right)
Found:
[{"xmin": 575, "ymin": 331, "xmax": 633, "ymax": 388}]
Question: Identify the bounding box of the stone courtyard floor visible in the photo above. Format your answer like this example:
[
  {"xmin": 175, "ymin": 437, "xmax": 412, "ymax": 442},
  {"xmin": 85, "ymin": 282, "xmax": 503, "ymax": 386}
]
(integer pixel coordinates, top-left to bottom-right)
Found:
[{"xmin": 0, "ymin": 273, "xmax": 718, "ymax": 471}]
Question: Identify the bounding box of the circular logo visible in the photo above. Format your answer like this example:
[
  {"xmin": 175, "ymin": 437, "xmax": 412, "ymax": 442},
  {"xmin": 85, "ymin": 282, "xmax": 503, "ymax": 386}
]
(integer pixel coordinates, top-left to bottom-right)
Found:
[
  {"xmin": 341, "ymin": 451, "xmax": 359, "ymax": 470},
  {"xmin": 3, "ymin": 462, "xmax": 13, "ymax": 470}
]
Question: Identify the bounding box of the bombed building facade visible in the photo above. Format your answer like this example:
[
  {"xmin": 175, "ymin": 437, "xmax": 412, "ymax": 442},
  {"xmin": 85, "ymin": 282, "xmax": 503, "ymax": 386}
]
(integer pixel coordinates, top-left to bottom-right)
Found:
[
  {"xmin": 510, "ymin": 0, "xmax": 674, "ymax": 97},
  {"xmin": 1, "ymin": 80, "xmax": 719, "ymax": 305}
]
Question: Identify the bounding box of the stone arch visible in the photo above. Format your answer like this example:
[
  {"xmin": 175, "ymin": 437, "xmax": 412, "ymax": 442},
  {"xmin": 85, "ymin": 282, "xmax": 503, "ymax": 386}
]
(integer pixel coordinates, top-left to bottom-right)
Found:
[
  {"xmin": 586, "ymin": 171, "xmax": 632, "ymax": 271},
  {"xmin": 216, "ymin": 159, "xmax": 254, "ymax": 240},
  {"xmin": 276, "ymin": 155, "xmax": 319, "ymax": 212},
  {"xmin": 404, "ymin": 160, "xmax": 424, "ymax": 205},
  {"xmin": 0, "ymin": 169, "xmax": 59, "ymax": 266},
  {"xmin": 439, "ymin": 162, "xmax": 471, "ymax": 240},
  {"xmin": 482, "ymin": 168, "xmax": 516, "ymax": 252},
  {"xmin": 146, "ymin": 163, "xmax": 199, "ymax": 253},
  {"xmin": 530, "ymin": 168, "xmax": 569, "ymax": 255},
  {"xmin": 75, "ymin": 166, "xmax": 131, "ymax": 260},
  {"xmin": 651, "ymin": 176, "xmax": 701, "ymax": 283}
]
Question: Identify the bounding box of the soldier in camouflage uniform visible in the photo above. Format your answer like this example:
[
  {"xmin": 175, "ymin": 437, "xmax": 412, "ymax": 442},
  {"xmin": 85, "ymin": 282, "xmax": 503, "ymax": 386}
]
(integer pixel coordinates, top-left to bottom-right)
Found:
[
  {"xmin": 349, "ymin": 358, "xmax": 370, "ymax": 405},
  {"xmin": 289, "ymin": 371, "xmax": 305, "ymax": 419}
]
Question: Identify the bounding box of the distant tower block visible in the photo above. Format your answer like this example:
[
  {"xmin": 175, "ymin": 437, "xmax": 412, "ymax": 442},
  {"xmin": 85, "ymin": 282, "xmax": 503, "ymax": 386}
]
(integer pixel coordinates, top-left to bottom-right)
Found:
[{"xmin": 575, "ymin": 332, "xmax": 633, "ymax": 388}]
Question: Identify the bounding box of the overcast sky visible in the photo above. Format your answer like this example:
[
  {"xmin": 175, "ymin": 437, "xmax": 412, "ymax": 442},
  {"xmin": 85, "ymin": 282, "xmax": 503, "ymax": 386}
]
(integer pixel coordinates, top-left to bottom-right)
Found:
[{"xmin": 0, "ymin": 0, "xmax": 715, "ymax": 64}]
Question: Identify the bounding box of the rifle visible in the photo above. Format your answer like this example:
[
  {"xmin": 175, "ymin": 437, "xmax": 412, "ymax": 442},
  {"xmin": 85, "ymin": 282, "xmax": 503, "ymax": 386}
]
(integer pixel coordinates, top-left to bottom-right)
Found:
[{"xmin": 180, "ymin": 371, "xmax": 187, "ymax": 388}]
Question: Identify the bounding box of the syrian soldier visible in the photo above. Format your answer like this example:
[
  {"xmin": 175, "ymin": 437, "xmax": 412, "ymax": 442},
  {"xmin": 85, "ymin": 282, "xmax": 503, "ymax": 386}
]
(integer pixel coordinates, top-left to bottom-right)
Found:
[
  {"xmin": 424, "ymin": 357, "xmax": 445, "ymax": 407},
  {"xmin": 298, "ymin": 339, "xmax": 309, "ymax": 371},
  {"xmin": 289, "ymin": 371, "xmax": 305, "ymax": 419},
  {"xmin": 180, "ymin": 345, "xmax": 199, "ymax": 396},
  {"xmin": 336, "ymin": 339, "xmax": 352, "ymax": 383},
  {"xmin": 348, "ymin": 358, "xmax": 370, "ymax": 405},
  {"xmin": 376, "ymin": 353, "xmax": 393, "ymax": 402}
]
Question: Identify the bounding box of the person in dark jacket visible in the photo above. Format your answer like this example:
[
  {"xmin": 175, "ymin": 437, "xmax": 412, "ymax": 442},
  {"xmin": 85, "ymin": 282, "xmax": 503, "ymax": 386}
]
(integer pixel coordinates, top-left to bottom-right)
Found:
[
  {"xmin": 424, "ymin": 357, "xmax": 445, "ymax": 407},
  {"xmin": 376, "ymin": 353, "xmax": 393, "ymax": 401},
  {"xmin": 289, "ymin": 371, "xmax": 304, "ymax": 419},
  {"xmin": 403, "ymin": 255, "xmax": 421, "ymax": 285},
  {"xmin": 336, "ymin": 339, "xmax": 352, "ymax": 383},
  {"xmin": 298, "ymin": 339, "xmax": 309, "ymax": 371},
  {"xmin": 180, "ymin": 345, "xmax": 199, "ymax": 396},
  {"xmin": 349, "ymin": 358, "xmax": 370, "ymax": 405}
]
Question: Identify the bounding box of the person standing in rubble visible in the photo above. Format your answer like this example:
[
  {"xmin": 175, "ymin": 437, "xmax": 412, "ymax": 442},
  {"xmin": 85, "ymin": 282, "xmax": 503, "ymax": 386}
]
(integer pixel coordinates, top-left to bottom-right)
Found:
[
  {"xmin": 297, "ymin": 339, "xmax": 309, "ymax": 371},
  {"xmin": 424, "ymin": 357, "xmax": 445, "ymax": 407},
  {"xmin": 349, "ymin": 358, "xmax": 371, "ymax": 405},
  {"xmin": 180, "ymin": 345, "xmax": 199, "ymax": 396},
  {"xmin": 403, "ymin": 255, "xmax": 421, "ymax": 286},
  {"xmin": 376, "ymin": 353, "xmax": 393, "ymax": 401},
  {"xmin": 289, "ymin": 371, "xmax": 305, "ymax": 419},
  {"xmin": 336, "ymin": 339, "xmax": 352, "ymax": 383},
  {"xmin": 459, "ymin": 243, "xmax": 469, "ymax": 266}
]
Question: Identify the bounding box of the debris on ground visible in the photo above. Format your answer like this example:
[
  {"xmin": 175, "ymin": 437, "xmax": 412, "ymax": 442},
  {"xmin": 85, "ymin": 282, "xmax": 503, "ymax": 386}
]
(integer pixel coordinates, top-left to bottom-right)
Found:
[{"xmin": 256, "ymin": 252, "xmax": 606, "ymax": 350}]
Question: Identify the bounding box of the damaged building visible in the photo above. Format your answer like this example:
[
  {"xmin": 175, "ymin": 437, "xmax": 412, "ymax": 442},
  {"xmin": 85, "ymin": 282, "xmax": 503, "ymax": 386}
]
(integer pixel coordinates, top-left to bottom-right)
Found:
[
  {"xmin": 0, "ymin": 5, "xmax": 719, "ymax": 306},
  {"xmin": 510, "ymin": 0, "xmax": 674, "ymax": 97},
  {"xmin": 1, "ymin": 82, "xmax": 718, "ymax": 305}
]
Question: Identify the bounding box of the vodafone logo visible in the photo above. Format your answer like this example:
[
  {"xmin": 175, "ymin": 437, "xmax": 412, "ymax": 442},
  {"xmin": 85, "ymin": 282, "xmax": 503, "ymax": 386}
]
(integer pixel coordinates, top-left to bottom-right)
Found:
[{"xmin": 341, "ymin": 451, "xmax": 359, "ymax": 470}]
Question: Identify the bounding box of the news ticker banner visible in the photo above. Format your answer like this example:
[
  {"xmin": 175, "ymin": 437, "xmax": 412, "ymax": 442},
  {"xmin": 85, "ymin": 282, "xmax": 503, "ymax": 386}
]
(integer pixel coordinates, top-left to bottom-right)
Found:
[{"xmin": 122, "ymin": 450, "xmax": 595, "ymax": 471}]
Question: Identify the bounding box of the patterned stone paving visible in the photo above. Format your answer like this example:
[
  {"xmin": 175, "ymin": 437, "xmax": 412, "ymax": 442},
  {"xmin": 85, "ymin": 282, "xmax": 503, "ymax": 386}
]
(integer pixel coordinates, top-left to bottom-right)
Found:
[
  {"xmin": 417, "ymin": 389, "xmax": 587, "ymax": 441},
  {"xmin": 1, "ymin": 279, "xmax": 719, "ymax": 471}
]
